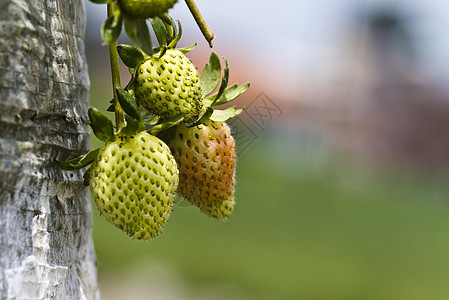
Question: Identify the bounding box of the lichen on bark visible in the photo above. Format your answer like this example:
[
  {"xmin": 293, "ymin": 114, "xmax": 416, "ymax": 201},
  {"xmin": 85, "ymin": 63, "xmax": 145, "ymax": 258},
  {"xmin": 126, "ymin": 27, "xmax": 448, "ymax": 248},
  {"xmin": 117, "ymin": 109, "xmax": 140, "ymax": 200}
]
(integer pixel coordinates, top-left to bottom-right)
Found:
[{"xmin": 0, "ymin": 0, "xmax": 99, "ymax": 299}]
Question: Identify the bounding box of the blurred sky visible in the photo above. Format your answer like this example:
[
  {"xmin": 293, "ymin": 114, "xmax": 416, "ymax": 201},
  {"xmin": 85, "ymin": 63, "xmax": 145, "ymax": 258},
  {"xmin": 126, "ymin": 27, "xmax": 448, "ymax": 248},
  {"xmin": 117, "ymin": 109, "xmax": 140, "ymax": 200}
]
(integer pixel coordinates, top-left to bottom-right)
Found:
[{"xmin": 84, "ymin": 0, "xmax": 449, "ymax": 98}]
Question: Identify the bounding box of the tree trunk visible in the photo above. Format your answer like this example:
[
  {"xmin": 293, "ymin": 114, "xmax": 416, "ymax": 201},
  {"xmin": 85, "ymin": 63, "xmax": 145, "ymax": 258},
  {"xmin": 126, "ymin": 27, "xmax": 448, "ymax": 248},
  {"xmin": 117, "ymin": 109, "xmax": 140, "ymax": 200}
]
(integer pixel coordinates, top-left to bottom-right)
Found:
[{"xmin": 0, "ymin": 0, "xmax": 99, "ymax": 299}]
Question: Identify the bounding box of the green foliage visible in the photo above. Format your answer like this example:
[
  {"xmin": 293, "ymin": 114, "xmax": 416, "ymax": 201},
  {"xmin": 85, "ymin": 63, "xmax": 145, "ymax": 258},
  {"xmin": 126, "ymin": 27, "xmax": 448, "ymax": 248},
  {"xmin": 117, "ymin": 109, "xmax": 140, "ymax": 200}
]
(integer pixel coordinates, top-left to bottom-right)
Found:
[
  {"xmin": 192, "ymin": 52, "xmax": 248, "ymax": 126},
  {"xmin": 116, "ymin": 88, "xmax": 142, "ymax": 122},
  {"xmin": 148, "ymin": 114, "xmax": 185, "ymax": 135},
  {"xmin": 117, "ymin": 44, "xmax": 144, "ymax": 68},
  {"xmin": 210, "ymin": 82, "xmax": 250, "ymax": 106},
  {"xmin": 160, "ymin": 13, "xmax": 179, "ymax": 45},
  {"xmin": 124, "ymin": 18, "xmax": 153, "ymax": 56},
  {"xmin": 210, "ymin": 106, "xmax": 244, "ymax": 122},
  {"xmin": 210, "ymin": 57, "xmax": 229, "ymax": 106},
  {"xmin": 200, "ymin": 52, "xmax": 221, "ymax": 96},
  {"xmin": 101, "ymin": 10, "xmax": 122, "ymax": 44},
  {"xmin": 167, "ymin": 19, "xmax": 182, "ymax": 48},
  {"xmin": 83, "ymin": 166, "xmax": 92, "ymax": 186},
  {"xmin": 177, "ymin": 43, "xmax": 197, "ymax": 54},
  {"xmin": 150, "ymin": 17, "xmax": 167, "ymax": 47},
  {"xmin": 56, "ymin": 147, "xmax": 100, "ymax": 171},
  {"xmin": 119, "ymin": 114, "xmax": 143, "ymax": 136},
  {"xmin": 188, "ymin": 107, "xmax": 213, "ymax": 127},
  {"xmin": 88, "ymin": 107, "xmax": 115, "ymax": 142}
]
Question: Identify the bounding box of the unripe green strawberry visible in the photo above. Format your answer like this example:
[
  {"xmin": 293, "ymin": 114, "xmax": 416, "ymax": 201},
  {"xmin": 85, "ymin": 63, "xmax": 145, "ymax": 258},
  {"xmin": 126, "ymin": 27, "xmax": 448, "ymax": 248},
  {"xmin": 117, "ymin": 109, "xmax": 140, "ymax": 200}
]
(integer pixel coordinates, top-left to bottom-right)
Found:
[
  {"xmin": 90, "ymin": 131, "xmax": 179, "ymax": 240},
  {"xmin": 169, "ymin": 120, "xmax": 236, "ymax": 219},
  {"xmin": 118, "ymin": 0, "xmax": 178, "ymax": 19},
  {"xmin": 135, "ymin": 49, "xmax": 202, "ymax": 122}
]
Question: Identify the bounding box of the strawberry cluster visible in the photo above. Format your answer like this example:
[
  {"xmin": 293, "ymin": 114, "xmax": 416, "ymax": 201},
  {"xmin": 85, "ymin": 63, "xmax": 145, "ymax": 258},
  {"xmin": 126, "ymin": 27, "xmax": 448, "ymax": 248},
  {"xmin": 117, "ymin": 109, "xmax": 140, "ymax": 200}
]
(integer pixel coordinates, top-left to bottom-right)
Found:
[{"xmin": 58, "ymin": 0, "xmax": 249, "ymax": 240}]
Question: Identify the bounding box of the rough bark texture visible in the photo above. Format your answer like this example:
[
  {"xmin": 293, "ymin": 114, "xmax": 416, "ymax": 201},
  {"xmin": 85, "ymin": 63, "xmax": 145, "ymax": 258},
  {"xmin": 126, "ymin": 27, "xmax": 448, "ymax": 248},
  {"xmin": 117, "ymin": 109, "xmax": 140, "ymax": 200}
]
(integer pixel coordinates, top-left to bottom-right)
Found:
[{"xmin": 0, "ymin": 0, "xmax": 99, "ymax": 299}]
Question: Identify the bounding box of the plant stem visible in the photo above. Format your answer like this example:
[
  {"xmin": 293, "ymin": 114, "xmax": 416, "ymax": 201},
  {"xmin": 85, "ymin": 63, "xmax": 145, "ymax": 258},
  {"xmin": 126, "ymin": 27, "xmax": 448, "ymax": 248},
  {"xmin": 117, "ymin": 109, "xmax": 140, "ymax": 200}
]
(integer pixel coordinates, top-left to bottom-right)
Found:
[
  {"xmin": 184, "ymin": 0, "xmax": 214, "ymax": 47},
  {"xmin": 107, "ymin": 3, "xmax": 125, "ymax": 131}
]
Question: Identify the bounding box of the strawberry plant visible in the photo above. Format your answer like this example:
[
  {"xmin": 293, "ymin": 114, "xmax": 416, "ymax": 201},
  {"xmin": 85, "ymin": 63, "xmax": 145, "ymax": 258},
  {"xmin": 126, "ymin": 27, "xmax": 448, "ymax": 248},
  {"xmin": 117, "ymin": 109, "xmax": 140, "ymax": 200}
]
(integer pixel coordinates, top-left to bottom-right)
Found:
[{"xmin": 58, "ymin": 0, "xmax": 249, "ymax": 239}]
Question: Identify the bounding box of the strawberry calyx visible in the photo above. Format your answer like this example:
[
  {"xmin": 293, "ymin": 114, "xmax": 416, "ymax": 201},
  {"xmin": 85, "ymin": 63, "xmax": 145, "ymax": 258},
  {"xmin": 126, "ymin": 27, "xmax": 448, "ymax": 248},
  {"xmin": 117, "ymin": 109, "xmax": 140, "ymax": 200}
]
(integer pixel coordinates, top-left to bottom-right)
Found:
[
  {"xmin": 57, "ymin": 85, "xmax": 184, "ymax": 170},
  {"xmin": 187, "ymin": 52, "xmax": 250, "ymax": 126}
]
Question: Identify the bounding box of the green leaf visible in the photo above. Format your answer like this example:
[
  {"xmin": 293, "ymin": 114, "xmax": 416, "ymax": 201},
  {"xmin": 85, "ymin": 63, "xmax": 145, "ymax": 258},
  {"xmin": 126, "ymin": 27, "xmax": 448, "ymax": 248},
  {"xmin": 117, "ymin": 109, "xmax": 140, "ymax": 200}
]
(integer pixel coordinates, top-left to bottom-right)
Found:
[
  {"xmin": 150, "ymin": 17, "xmax": 167, "ymax": 48},
  {"xmin": 107, "ymin": 104, "xmax": 115, "ymax": 112},
  {"xmin": 178, "ymin": 43, "xmax": 197, "ymax": 54},
  {"xmin": 210, "ymin": 106, "xmax": 244, "ymax": 122},
  {"xmin": 167, "ymin": 19, "xmax": 182, "ymax": 48},
  {"xmin": 108, "ymin": 74, "xmax": 137, "ymax": 112},
  {"xmin": 139, "ymin": 107, "xmax": 159, "ymax": 127},
  {"xmin": 124, "ymin": 17, "xmax": 153, "ymax": 56},
  {"xmin": 116, "ymin": 88, "xmax": 142, "ymax": 122},
  {"xmin": 56, "ymin": 147, "xmax": 101, "ymax": 171},
  {"xmin": 210, "ymin": 82, "xmax": 250, "ymax": 106},
  {"xmin": 200, "ymin": 52, "xmax": 221, "ymax": 96},
  {"xmin": 160, "ymin": 14, "xmax": 178, "ymax": 45},
  {"xmin": 188, "ymin": 107, "xmax": 214, "ymax": 127},
  {"xmin": 159, "ymin": 13, "xmax": 174, "ymax": 26},
  {"xmin": 89, "ymin": 0, "xmax": 114, "ymax": 4},
  {"xmin": 210, "ymin": 57, "xmax": 229, "ymax": 106},
  {"xmin": 120, "ymin": 114, "xmax": 144, "ymax": 136},
  {"xmin": 156, "ymin": 124, "xmax": 178, "ymax": 145},
  {"xmin": 88, "ymin": 107, "xmax": 115, "ymax": 143},
  {"xmin": 117, "ymin": 44, "xmax": 145, "ymax": 68},
  {"xmin": 83, "ymin": 167, "xmax": 92, "ymax": 186},
  {"xmin": 148, "ymin": 114, "xmax": 185, "ymax": 135},
  {"xmin": 101, "ymin": 14, "xmax": 122, "ymax": 45},
  {"xmin": 124, "ymin": 73, "xmax": 137, "ymax": 92},
  {"xmin": 151, "ymin": 47, "xmax": 167, "ymax": 60},
  {"xmin": 124, "ymin": 18, "xmax": 138, "ymax": 44}
]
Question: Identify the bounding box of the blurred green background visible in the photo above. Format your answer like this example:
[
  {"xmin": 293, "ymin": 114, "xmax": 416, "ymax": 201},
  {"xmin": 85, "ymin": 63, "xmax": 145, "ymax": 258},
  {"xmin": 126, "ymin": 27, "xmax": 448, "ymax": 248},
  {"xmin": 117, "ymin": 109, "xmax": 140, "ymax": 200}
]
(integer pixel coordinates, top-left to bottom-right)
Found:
[{"xmin": 85, "ymin": 0, "xmax": 449, "ymax": 299}]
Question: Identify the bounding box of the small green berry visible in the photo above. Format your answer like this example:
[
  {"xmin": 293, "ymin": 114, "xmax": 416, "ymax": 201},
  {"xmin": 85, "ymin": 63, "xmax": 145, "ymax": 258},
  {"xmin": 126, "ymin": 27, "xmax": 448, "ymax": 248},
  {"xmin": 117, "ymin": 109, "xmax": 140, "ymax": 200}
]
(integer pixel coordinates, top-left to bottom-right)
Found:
[
  {"xmin": 135, "ymin": 49, "xmax": 203, "ymax": 121},
  {"xmin": 90, "ymin": 131, "xmax": 179, "ymax": 240}
]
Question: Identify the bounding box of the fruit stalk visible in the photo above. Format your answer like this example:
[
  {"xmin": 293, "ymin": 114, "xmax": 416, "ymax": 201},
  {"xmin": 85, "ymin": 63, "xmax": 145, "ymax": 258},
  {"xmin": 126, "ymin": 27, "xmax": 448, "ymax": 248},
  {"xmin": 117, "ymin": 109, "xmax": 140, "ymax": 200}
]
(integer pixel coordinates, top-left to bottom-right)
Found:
[
  {"xmin": 184, "ymin": 0, "xmax": 214, "ymax": 47},
  {"xmin": 107, "ymin": 3, "xmax": 125, "ymax": 131}
]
